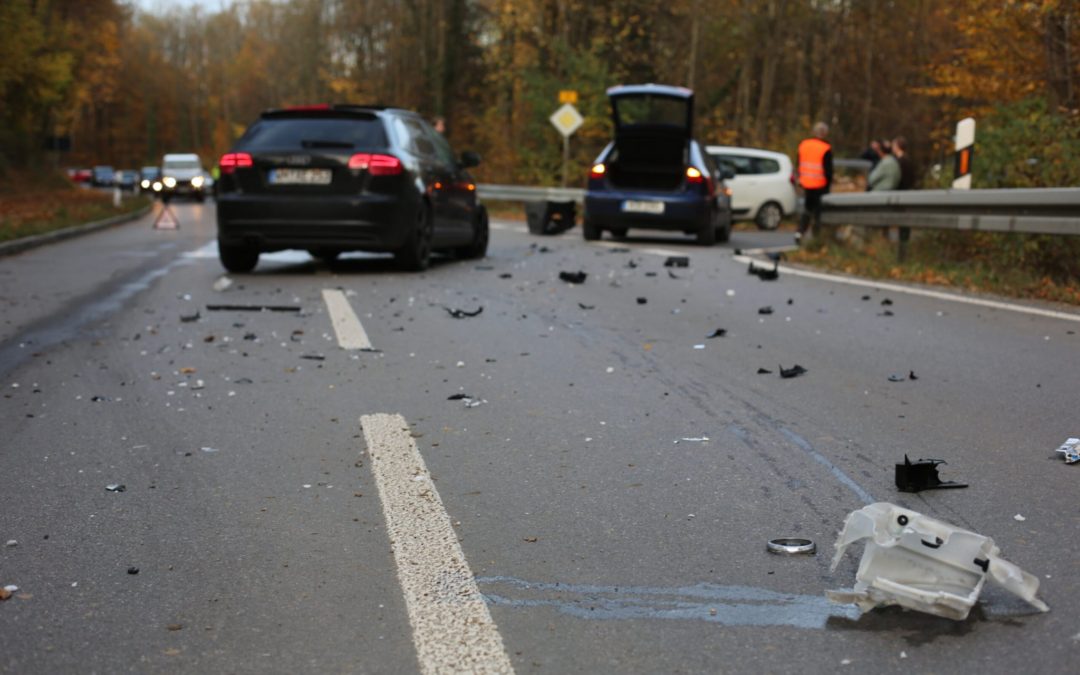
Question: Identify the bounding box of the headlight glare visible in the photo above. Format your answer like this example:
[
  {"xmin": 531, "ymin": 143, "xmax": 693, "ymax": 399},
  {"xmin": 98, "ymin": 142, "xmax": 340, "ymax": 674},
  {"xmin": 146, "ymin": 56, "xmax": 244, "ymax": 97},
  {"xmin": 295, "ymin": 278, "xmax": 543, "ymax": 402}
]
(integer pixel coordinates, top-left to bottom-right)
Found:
[{"xmin": 163, "ymin": 176, "xmax": 177, "ymax": 188}]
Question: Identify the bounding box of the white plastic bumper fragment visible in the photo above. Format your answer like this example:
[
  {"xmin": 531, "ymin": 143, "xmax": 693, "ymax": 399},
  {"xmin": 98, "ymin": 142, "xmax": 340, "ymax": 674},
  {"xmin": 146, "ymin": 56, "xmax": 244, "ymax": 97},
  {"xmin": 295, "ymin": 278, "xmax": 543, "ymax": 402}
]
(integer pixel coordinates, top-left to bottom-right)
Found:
[{"xmin": 826, "ymin": 502, "xmax": 1048, "ymax": 620}]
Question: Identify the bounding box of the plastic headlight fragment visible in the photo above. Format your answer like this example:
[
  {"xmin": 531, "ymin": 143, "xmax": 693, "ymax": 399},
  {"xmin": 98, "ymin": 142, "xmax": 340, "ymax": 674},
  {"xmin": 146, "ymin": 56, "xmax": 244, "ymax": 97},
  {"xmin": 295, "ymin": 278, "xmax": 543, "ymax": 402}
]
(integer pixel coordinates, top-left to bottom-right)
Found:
[{"xmin": 827, "ymin": 502, "xmax": 1048, "ymax": 620}]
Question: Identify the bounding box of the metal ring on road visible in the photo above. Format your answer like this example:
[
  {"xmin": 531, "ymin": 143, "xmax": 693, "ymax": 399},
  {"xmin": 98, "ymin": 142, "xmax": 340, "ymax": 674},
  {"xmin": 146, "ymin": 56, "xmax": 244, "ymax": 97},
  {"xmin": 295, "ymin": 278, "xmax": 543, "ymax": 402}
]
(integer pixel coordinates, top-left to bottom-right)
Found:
[{"xmin": 767, "ymin": 538, "xmax": 816, "ymax": 555}]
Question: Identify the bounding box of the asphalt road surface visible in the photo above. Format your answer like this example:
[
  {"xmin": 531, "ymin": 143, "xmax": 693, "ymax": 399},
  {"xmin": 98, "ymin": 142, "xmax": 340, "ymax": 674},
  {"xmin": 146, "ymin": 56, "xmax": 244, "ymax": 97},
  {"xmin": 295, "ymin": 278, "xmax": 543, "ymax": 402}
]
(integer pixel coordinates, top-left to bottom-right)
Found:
[{"xmin": 1, "ymin": 201, "xmax": 1078, "ymax": 674}]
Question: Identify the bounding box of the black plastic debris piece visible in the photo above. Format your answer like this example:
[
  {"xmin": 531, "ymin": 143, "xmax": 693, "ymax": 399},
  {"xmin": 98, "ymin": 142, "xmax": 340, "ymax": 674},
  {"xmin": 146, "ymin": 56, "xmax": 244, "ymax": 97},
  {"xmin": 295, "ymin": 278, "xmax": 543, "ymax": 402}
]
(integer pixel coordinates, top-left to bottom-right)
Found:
[
  {"xmin": 626, "ymin": 260, "xmax": 638, "ymax": 269},
  {"xmin": 90, "ymin": 395, "xmax": 109, "ymax": 402},
  {"xmin": 748, "ymin": 261, "xmax": 779, "ymax": 281},
  {"xmin": 127, "ymin": 567, "xmax": 139, "ymax": 575},
  {"xmin": 668, "ymin": 270, "xmax": 682, "ymax": 279},
  {"xmin": 879, "ymin": 310, "xmax": 894, "ymax": 317},
  {"xmin": 861, "ymin": 295, "xmax": 871, "ymax": 301},
  {"xmin": 895, "ymin": 455, "xmax": 968, "ymax": 493},
  {"xmin": 206, "ymin": 304, "xmax": 301, "ymax": 313},
  {"xmin": 787, "ymin": 298, "xmax": 794, "ymax": 305},
  {"xmin": 559, "ymin": 271, "xmax": 587, "ymax": 284},
  {"xmin": 881, "ymin": 298, "xmax": 894, "ymax": 306},
  {"xmin": 779, "ymin": 364, "xmax": 807, "ymax": 379},
  {"xmin": 644, "ymin": 271, "xmax": 657, "ymax": 277},
  {"xmin": 578, "ymin": 303, "xmax": 595, "ymax": 310},
  {"xmin": 445, "ymin": 306, "xmax": 483, "ymax": 319},
  {"xmin": 707, "ymin": 328, "xmax": 727, "ymax": 339},
  {"xmin": 636, "ymin": 297, "xmax": 648, "ymax": 305},
  {"xmin": 758, "ymin": 306, "xmax": 774, "ymax": 315},
  {"xmin": 447, "ymin": 393, "xmax": 470, "ymax": 400},
  {"xmin": 757, "ymin": 367, "xmax": 773, "ymax": 374},
  {"xmin": 180, "ymin": 311, "xmax": 200, "ymax": 323},
  {"xmin": 300, "ymin": 354, "xmax": 326, "ymax": 361},
  {"xmin": 909, "ymin": 370, "xmax": 918, "ymax": 380},
  {"xmin": 105, "ymin": 484, "xmax": 126, "ymax": 492},
  {"xmin": 234, "ymin": 378, "xmax": 254, "ymax": 385},
  {"xmin": 499, "ymin": 273, "xmax": 513, "ymax": 279},
  {"xmin": 664, "ymin": 256, "xmax": 690, "ymax": 268},
  {"xmin": 243, "ymin": 333, "xmax": 258, "ymax": 341}
]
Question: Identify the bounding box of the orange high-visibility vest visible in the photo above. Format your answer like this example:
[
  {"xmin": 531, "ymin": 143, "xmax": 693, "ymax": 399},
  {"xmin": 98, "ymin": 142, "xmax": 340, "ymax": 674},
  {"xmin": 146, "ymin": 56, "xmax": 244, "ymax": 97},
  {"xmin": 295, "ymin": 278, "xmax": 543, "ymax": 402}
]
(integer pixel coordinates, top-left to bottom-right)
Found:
[{"xmin": 797, "ymin": 138, "xmax": 831, "ymax": 189}]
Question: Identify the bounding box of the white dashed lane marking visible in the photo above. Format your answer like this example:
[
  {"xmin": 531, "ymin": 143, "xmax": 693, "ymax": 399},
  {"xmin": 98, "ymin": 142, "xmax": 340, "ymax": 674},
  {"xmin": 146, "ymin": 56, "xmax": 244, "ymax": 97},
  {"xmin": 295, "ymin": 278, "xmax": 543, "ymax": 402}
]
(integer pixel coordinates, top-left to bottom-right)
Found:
[
  {"xmin": 322, "ymin": 288, "xmax": 374, "ymax": 350},
  {"xmin": 361, "ymin": 413, "xmax": 515, "ymax": 675}
]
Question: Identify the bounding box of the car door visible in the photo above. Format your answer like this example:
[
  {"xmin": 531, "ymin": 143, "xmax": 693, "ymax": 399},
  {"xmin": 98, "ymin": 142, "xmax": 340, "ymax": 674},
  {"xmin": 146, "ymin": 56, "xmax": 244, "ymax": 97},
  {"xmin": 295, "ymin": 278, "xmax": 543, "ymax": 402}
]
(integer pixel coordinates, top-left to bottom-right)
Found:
[
  {"xmin": 423, "ymin": 125, "xmax": 474, "ymax": 239},
  {"xmin": 393, "ymin": 116, "xmax": 456, "ymax": 243}
]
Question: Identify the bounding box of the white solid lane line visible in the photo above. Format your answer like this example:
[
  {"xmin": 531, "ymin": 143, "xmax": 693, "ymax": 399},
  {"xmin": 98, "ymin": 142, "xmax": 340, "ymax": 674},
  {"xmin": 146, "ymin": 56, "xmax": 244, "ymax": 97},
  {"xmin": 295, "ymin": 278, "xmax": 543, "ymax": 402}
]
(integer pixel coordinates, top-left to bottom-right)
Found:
[
  {"xmin": 322, "ymin": 288, "xmax": 374, "ymax": 350},
  {"xmin": 361, "ymin": 413, "xmax": 515, "ymax": 675},
  {"xmin": 732, "ymin": 254, "xmax": 1080, "ymax": 323}
]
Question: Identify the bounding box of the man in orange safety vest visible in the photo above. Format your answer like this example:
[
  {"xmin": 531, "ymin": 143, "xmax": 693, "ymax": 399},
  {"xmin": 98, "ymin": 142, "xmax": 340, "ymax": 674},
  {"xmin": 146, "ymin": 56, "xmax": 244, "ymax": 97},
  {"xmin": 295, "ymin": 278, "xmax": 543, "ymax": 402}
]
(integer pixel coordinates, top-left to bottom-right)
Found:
[{"xmin": 796, "ymin": 121, "xmax": 833, "ymax": 243}]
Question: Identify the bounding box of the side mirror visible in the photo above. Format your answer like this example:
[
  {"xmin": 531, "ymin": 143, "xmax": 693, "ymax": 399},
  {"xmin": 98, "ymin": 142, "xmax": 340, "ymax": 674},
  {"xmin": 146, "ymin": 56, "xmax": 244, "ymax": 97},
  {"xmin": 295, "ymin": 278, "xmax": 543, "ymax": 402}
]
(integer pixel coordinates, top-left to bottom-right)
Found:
[{"xmin": 460, "ymin": 151, "xmax": 481, "ymax": 169}]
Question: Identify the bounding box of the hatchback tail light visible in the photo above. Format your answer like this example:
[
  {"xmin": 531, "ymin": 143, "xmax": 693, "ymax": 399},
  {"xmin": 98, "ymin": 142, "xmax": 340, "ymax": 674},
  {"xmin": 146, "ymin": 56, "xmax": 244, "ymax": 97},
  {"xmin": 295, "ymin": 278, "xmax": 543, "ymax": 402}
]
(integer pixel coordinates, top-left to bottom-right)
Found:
[
  {"xmin": 686, "ymin": 165, "xmax": 713, "ymax": 194},
  {"xmin": 219, "ymin": 152, "xmax": 253, "ymax": 174},
  {"xmin": 349, "ymin": 153, "xmax": 402, "ymax": 176},
  {"xmin": 589, "ymin": 163, "xmax": 606, "ymax": 180}
]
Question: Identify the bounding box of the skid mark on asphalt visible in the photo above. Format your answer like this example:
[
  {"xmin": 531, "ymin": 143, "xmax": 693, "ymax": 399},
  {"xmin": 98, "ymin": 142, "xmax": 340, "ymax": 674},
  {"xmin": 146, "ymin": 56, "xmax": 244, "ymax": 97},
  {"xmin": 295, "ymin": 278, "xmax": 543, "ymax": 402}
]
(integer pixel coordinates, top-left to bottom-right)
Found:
[
  {"xmin": 777, "ymin": 428, "xmax": 875, "ymax": 505},
  {"xmin": 733, "ymin": 253, "xmax": 1080, "ymax": 323},
  {"xmin": 321, "ymin": 289, "xmax": 373, "ymax": 350},
  {"xmin": 478, "ymin": 576, "xmax": 858, "ymax": 629},
  {"xmin": 361, "ymin": 413, "xmax": 515, "ymax": 675}
]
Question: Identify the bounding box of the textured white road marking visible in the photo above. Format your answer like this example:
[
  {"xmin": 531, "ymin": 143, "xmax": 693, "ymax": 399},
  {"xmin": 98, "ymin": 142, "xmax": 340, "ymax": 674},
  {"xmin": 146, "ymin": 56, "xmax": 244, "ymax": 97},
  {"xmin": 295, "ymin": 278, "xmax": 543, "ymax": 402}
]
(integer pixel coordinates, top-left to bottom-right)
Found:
[
  {"xmin": 322, "ymin": 289, "xmax": 373, "ymax": 350},
  {"xmin": 733, "ymin": 254, "xmax": 1080, "ymax": 323},
  {"xmin": 361, "ymin": 413, "xmax": 515, "ymax": 675}
]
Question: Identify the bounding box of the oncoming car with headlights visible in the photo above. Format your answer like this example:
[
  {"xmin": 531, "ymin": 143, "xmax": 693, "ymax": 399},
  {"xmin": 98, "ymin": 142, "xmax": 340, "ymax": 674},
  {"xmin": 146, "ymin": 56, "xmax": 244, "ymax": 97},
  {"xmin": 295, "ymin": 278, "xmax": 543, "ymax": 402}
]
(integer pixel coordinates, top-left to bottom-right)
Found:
[
  {"xmin": 214, "ymin": 104, "xmax": 488, "ymax": 273},
  {"xmin": 140, "ymin": 166, "xmax": 161, "ymax": 193},
  {"xmin": 159, "ymin": 153, "xmax": 208, "ymax": 201}
]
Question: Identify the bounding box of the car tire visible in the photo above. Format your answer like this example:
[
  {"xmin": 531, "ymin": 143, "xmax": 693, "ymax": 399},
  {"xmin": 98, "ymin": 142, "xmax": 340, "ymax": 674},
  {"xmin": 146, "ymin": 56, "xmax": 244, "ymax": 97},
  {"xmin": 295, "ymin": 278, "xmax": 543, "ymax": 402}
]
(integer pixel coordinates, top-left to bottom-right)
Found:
[
  {"xmin": 219, "ymin": 242, "xmax": 259, "ymax": 273},
  {"xmin": 456, "ymin": 206, "xmax": 489, "ymax": 259},
  {"xmin": 716, "ymin": 207, "xmax": 732, "ymax": 243},
  {"xmin": 395, "ymin": 203, "xmax": 433, "ymax": 271},
  {"xmin": 696, "ymin": 211, "xmax": 717, "ymax": 246},
  {"xmin": 755, "ymin": 201, "xmax": 783, "ymax": 230},
  {"xmin": 583, "ymin": 218, "xmax": 601, "ymax": 241},
  {"xmin": 609, "ymin": 227, "xmax": 628, "ymax": 240}
]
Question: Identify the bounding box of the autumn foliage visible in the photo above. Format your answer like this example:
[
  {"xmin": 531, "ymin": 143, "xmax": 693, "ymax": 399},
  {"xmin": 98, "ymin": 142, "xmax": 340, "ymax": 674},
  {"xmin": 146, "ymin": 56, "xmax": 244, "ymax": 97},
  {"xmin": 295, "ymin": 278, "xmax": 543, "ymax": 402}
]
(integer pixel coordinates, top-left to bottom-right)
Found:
[{"xmin": 0, "ymin": 0, "xmax": 1076, "ymax": 190}]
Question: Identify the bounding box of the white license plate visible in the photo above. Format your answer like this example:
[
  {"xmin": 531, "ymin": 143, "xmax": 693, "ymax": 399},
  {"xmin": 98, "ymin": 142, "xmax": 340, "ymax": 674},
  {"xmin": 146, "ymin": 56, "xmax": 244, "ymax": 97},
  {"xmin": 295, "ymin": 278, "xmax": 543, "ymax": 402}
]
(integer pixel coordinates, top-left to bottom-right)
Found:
[
  {"xmin": 622, "ymin": 200, "xmax": 665, "ymax": 214},
  {"xmin": 269, "ymin": 168, "xmax": 332, "ymax": 185}
]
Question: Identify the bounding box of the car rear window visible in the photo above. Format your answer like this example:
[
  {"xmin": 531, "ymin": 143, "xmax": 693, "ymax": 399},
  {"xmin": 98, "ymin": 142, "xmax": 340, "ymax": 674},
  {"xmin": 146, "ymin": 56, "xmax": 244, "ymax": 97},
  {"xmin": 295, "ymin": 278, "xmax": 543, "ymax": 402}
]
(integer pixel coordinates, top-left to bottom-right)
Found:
[
  {"xmin": 614, "ymin": 96, "xmax": 688, "ymax": 126},
  {"xmin": 238, "ymin": 118, "xmax": 388, "ymax": 150},
  {"xmin": 712, "ymin": 154, "xmax": 781, "ymax": 175}
]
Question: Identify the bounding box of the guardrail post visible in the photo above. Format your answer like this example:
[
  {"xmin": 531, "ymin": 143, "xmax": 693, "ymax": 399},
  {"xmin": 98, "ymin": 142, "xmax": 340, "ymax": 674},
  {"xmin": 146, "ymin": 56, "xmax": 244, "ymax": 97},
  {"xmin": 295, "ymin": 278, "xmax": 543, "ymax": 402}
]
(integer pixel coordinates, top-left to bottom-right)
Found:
[{"xmin": 897, "ymin": 226, "xmax": 910, "ymax": 262}]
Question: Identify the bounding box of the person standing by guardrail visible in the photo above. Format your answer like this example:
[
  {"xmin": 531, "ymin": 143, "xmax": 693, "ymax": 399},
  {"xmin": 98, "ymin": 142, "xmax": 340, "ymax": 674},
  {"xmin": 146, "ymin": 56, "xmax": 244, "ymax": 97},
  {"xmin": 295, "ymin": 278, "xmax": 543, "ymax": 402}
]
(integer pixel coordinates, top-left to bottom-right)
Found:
[
  {"xmin": 796, "ymin": 121, "xmax": 833, "ymax": 244},
  {"xmin": 868, "ymin": 144, "xmax": 901, "ymax": 191}
]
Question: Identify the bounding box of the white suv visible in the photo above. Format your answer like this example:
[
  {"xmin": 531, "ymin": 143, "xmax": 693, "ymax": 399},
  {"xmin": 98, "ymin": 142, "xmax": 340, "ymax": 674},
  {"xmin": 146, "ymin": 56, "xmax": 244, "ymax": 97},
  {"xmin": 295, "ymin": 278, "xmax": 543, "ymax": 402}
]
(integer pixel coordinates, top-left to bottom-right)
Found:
[
  {"xmin": 159, "ymin": 153, "xmax": 207, "ymax": 201},
  {"xmin": 705, "ymin": 146, "xmax": 796, "ymax": 230}
]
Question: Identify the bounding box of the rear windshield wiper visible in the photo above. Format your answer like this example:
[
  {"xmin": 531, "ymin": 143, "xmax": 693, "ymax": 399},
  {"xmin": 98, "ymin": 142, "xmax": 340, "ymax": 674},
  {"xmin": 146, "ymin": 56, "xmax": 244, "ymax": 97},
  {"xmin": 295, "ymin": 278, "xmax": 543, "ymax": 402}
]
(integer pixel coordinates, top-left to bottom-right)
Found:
[{"xmin": 300, "ymin": 140, "xmax": 354, "ymax": 149}]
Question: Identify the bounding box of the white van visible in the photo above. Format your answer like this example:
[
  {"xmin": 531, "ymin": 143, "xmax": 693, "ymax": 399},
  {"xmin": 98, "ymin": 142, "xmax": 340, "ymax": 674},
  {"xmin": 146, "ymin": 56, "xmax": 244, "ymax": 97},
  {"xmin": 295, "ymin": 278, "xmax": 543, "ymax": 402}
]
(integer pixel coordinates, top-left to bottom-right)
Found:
[
  {"xmin": 159, "ymin": 153, "xmax": 207, "ymax": 201},
  {"xmin": 705, "ymin": 146, "xmax": 796, "ymax": 230}
]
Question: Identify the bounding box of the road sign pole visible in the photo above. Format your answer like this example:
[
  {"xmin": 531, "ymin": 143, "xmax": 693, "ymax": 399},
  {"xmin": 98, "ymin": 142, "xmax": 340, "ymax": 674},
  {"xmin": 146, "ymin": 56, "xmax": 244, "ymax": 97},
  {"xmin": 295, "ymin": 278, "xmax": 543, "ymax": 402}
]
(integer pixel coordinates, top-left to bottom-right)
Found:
[{"xmin": 562, "ymin": 135, "xmax": 570, "ymax": 188}]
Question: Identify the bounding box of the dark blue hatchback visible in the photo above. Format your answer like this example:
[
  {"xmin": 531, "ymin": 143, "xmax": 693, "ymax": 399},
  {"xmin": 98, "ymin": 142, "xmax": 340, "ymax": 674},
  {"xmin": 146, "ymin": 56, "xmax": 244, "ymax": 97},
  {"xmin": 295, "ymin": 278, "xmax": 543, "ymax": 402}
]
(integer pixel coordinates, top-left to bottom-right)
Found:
[{"xmin": 584, "ymin": 84, "xmax": 732, "ymax": 245}]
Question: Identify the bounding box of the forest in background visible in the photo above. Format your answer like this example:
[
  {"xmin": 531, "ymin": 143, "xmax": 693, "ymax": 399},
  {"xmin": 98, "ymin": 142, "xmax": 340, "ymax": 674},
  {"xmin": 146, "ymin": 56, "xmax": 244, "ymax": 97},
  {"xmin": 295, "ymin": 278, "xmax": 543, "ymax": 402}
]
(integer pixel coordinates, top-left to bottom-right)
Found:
[{"xmin": 2, "ymin": 0, "xmax": 1078, "ymax": 189}]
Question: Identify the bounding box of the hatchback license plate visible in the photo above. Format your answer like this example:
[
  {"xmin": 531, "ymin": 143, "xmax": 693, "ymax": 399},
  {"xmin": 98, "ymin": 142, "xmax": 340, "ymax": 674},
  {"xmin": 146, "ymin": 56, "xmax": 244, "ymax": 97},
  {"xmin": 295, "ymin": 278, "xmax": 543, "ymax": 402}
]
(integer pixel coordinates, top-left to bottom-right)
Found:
[
  {"xmin": 269, "ymin": 168, "xmax": 332, "ymax": 185},
  {"xmin": 622, "ymin": 200, "xmax": 665, "ymax": 214}
]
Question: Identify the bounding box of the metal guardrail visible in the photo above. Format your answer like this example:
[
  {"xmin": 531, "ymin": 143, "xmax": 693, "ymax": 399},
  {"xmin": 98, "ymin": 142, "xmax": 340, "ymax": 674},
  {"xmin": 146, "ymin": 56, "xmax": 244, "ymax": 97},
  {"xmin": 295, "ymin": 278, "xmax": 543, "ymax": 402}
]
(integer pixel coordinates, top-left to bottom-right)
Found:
[
  {"xmin": 477, "ymin": 184, "xmax": 585, "ymax": 204},
  {"xmin": 821, "ymin": 187, "xmax": 1080, "ymax": 236}
]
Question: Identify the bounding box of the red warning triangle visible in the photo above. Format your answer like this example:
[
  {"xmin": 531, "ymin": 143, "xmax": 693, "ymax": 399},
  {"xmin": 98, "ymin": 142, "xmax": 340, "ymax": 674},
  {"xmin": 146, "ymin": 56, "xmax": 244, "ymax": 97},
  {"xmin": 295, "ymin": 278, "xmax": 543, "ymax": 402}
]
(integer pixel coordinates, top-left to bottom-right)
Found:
[{"xmin": 153, "ymin": 204, "xmax": 180, "ymax": 230}]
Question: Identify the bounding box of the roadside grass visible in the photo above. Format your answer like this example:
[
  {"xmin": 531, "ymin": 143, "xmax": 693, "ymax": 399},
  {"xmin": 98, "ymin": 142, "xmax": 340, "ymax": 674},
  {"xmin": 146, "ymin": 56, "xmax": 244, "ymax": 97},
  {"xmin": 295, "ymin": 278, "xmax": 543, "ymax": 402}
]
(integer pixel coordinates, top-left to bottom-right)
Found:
[
  {"xmin": 788, "ymin": 228, "xmax": 1080, "ymax": 307},
  {"xmin": 0, "ymin": 170, "xmax": 150, "ymax": 244}
]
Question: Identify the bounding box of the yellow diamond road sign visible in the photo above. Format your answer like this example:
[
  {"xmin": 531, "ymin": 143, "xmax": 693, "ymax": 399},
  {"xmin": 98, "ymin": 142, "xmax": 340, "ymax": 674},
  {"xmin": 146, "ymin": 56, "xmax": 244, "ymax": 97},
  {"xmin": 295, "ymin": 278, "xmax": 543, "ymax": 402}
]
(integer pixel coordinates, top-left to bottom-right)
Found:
[{"xmin": 550, "ymin": 103, "xmax": 584, "ymax": 138}]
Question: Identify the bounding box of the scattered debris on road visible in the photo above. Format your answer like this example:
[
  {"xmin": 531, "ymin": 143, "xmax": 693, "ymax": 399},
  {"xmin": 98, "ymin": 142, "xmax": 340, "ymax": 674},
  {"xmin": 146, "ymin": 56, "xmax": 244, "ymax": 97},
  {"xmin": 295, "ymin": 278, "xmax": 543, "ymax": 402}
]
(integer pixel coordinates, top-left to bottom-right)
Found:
[
  {"xmin": 757, "ymin": 367, "xmax": 773, "ymax": 375},
  {"xmin": 300, "ymin": 354, "xmax": 326, "ymax": 361},
  {"xmin": 664, "ymin": 256, "xmax": 690, "ymax": 268},
  {"xmin": 0, "ymin": 585, "xmax": 17, "ymax": 601},
  {"xmin": 179, "ymin": 311, "xmax": 200, "ymax": 323},
  {"xmin": 909, "ymin": 370, "xmax": 918, "ymax": 380},
  {"xmin": 636, "ymin": 297, "xmax": 647, "ymax": 305},
  {"xmin": 895, "ymin": 455, "xmax": 968, "ymax": 492},
  {"xmin": 212, "ymin": 276, "xmax": 233, "ymax": 292},
  {"xmin": 828, "ymin": 502, "xmax": 1048, "ymax": 620},
  {"xmin": 127, "ymin": 567, "xmax": 139, "ymax": 575},
  {"xmin": 888, "ymin": 374, "xmax": 906, "ymax": 382},
  {"xmin": 706, "ymin": 329, "xmax": 727, "ymax": 338},
  {"xmin": 758, "ymin": 306, "xmax": 773, "ymax": 315},
  {"xmin": 779, "ymin": 364, "xmax": 807, "ymax": 379},
  {"xmin": 1014, "ymin": 514, "xmax": 1026, "ymax": 522},
  {"xmin": 445, "ymin": 306, "xmax": 483, "ymax": 319},
  {"xmin": 748, "ymin": 261, "xmax": 779, "ymax": 281},
  {"xmin": 675, "ymin": 436, "xmax": 710, "ymax": 444},
  {"xmin": 881, "ymin": 298, "xmax": 893, "ymax": 306},
  {"xmin": 1056, "ymin": 438, "xmax": 1080, "ymax": 464},
  {"xmin": 206, "ymin": 304, "xmax": 301, "ymax": 313},
  {"xmin": 767, "ymin": 538, "xmax": 816, "ymax": 555},
  {"xmin": 578, "ymin": 303, "xmax": 595, "ymax": 310},
  {"xmin": 4, "ymin": 540, "xmax": 15, "ymax": 548},
  {"xmin": 448, "ymin": 393, "xmax": 485, "ymax": 408},
  {"xmin": 105, "ymin": 484, "xmax": 126, "ymax": 492},
  {"xmin": 559, "ymin": 271, "xmax": 587, "ymax": 284}
]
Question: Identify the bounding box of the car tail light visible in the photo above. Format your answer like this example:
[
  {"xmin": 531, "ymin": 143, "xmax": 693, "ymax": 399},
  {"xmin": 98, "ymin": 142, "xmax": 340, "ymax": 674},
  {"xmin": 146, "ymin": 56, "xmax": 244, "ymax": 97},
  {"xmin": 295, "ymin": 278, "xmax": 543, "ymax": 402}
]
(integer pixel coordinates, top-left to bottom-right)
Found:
[
  {"xmin": 219, "ymin": 152, "xmax": 253, "ymax": 174},
  {"xmin": 589, "ymin": 164, "xmax": 606, "ymax": 180},
  {"xmin": 686, "ymin": 166, "xmax": 714, "ymax": 194},
  {"xmin": 286, "ymin": 104, "xmax": 330, "ymax": 111},
  {"xmin": 349, "ymin": 153, "xmax": 402, "ymax": 176}
]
